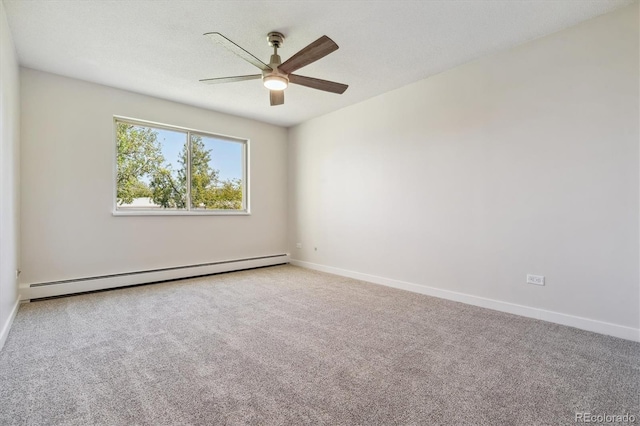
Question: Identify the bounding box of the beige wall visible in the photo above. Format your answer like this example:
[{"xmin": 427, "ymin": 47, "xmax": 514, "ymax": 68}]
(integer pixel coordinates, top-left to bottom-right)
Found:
[
  {"xmin": 0, "ymin": 1, "xmax": 20, "ymax": 348},
  {"xmin": 20, "ymin": 69, "xmax": 288, "ymax": 285},
  {"xmin": 288, "ymin": 4, "xmax": 639, "ymax": 336}
]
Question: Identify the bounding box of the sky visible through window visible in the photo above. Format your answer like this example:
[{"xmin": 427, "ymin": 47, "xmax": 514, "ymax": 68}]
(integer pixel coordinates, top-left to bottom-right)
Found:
[{"xmin": 156, "ymin": 128, "xmax": 243, "ymax": 182}]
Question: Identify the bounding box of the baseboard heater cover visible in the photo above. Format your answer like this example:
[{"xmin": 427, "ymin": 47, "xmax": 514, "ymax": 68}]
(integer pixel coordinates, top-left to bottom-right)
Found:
[{"xmin": 22, "ymin": 254, "xmax": 289, "ymax": 300}]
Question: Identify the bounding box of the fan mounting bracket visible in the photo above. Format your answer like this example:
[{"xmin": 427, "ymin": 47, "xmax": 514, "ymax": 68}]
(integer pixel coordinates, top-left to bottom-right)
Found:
[{"xmin": 267, "ymin": 32, "xmax": 285, "ymax": 49}]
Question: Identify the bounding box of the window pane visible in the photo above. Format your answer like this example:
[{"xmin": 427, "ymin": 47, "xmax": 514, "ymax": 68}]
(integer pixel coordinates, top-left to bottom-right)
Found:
[
  {"xmin": 190, "ymin": 134, "xmax": 244, "ymax": 210},
  {"xmin": 116, "ymin": 122, "xmax": 188, "ymax": 210}
]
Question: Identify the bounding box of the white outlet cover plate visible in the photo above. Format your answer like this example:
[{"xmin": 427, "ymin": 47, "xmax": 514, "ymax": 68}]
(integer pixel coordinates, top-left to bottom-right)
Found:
[{"xmin": 527, "ymin": 274, "xmax": 545, "ymax": 286}]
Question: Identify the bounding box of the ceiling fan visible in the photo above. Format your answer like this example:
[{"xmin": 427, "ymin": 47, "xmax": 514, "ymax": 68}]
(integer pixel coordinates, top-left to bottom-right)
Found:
[{"xmin": 200, "ymin": 32, "xmax": 348, "ymax": 106}]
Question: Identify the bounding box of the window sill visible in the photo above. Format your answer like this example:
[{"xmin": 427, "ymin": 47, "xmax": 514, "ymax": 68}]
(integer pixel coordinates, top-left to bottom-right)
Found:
[{"xmin": 112, "ymin": 209, "xmax": 251, "ymax": 217}]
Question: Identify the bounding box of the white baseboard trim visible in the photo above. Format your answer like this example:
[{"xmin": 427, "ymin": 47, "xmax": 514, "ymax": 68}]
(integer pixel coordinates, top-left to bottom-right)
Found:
[
  {"xmin": 0, "ymin": 298, "xmax": 20, "ymax": 352},
  {"xmin": 290, "ymin": 259, "xmax": 640, "ymax": 343},
  {"xmin": 21, "ymin": 254, "xmax": 290, "ymax": 300}
]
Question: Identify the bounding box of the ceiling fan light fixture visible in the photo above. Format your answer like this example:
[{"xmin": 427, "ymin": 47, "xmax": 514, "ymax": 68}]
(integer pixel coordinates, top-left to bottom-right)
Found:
[{"xmin": 263, "ymin": 75, "xmax": 288, "ymax": 90}]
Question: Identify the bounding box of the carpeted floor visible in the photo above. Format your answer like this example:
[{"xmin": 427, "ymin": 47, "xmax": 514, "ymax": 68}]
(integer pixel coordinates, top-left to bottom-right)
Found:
[{"xmin": 0, "ymin": 265, "xmax": 638, "ymax": 425}]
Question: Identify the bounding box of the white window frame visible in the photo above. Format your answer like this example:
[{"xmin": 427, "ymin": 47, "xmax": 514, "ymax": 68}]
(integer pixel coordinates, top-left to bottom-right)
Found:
[{"xmin": 113, "ymin": 116, "xmax": 250, "ymax": 216}]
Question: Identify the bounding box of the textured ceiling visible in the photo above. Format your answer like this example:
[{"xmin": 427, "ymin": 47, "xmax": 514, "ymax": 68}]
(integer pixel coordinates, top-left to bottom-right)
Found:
[{"xmin": 3, "ymin": 0, "xmax": 635, "ymax": 127}]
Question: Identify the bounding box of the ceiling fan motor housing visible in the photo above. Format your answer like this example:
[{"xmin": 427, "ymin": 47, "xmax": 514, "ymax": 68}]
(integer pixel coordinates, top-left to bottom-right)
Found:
[{"xmin": 264, "ymin": 32, "xmax": 288, "ymax": 88}]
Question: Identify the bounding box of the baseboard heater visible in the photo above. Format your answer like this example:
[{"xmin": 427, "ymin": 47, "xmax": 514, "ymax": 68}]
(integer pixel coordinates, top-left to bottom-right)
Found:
[{"xmin": 21, "ymin": 254, "xmax": 290, "ymax": 301}]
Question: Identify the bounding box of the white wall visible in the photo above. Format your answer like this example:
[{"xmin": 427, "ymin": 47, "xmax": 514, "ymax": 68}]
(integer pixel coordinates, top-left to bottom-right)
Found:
[
  {"xmin": 0, "ymin": 1, "xmax": 20, "ymax": 348},
  {"xmin": 288, "ymin": 4, "xmax": 639, "ymax": 338},
  {"xmin": 20, "ymin": 69, "xmax": 288, "ymax": 287}
]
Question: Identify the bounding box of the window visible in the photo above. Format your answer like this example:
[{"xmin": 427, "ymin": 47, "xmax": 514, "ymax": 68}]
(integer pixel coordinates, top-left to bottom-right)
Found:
[{"xmin": 114, "ymin": 117, "xmax": 248, "ymax": 215}]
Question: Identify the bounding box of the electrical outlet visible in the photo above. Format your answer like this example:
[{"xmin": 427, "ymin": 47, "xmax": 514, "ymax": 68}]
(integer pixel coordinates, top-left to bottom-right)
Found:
[
  {"xmin": 296, "ymin": 243, "xmax": 302, "ymax": 249},
  {"xmin": 527, "ymin": 274, "xmax": 545, "ymax": 286}
]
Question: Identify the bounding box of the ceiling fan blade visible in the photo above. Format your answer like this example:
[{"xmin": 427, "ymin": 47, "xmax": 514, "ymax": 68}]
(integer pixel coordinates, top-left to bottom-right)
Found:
[
  {"xmin": 289, "ymin": 74, "xmax": 348, "ymax": 94},
  {"xmin": 278, "ymin": 35, "xmax": 339, "ymax": 75},
  {"xmin": 199, "ymin": 74, "xmax": 262, "ymax": 84},
  {"xmin": 270, "ymin": 90, "xmax": 284, "ymax": 106},
  {"xmin": 204, "ymin": 32, "xmax": 272, "ymax": 71}
]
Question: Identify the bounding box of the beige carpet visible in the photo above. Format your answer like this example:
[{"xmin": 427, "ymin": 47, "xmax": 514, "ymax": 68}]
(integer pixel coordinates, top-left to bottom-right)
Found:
[{"xmin": 1, "ymin": 265, "xmax": 638, "ymax": 425}]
